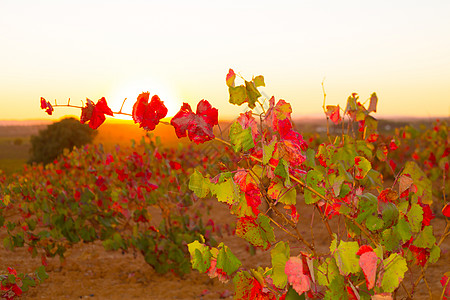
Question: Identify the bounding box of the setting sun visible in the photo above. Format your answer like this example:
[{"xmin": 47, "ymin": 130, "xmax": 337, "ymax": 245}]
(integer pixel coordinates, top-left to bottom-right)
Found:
[{"xmin": 106, "ymin": 77, "xmax": 182, "ymax": 120}]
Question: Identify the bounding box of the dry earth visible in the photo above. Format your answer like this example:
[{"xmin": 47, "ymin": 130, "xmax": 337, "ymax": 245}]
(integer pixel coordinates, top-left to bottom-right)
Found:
[{"xmin": 1, "ymin": 196, "xmax": 449, "ymax": 300}]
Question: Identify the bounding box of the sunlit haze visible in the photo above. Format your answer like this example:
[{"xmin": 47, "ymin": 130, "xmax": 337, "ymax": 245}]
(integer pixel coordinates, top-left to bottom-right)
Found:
[{"xmin": 1, "ymin": 0, "xmax": 449, "ymax": 122}]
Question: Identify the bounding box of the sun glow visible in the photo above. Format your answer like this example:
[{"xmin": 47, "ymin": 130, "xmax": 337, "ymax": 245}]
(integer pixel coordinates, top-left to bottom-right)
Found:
[{"xmin": 106, "ymin": 78, "xmax": 182, "ymax": 121}]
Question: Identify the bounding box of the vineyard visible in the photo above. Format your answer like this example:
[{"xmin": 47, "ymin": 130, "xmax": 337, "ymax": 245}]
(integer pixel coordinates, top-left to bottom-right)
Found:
[{"xmin": 1, "ymin": 69, "xmax": 449, "ymax": 299}]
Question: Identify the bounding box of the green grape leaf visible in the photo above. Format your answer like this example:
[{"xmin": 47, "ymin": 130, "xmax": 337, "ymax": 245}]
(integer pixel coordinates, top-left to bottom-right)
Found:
[
  {"xmin": 304, "ymin": 148, "xmax": 316, "ymax": 169},
  {"xmin": 267, "ymin": 180, "xmax": 297, "ymax": 205},
  {"xmin": 356, "ymin": 193, "xmax": 378, "ymax": 224},
  {"xmin": 365, "ymin": 215, "xmax": 384, "ymax": 232},
  {"xmin": 210, "ymin": 177, "xmax": 240, "ymax": 205},
  {"xmin": 271, "ymin": 241, "xmax": 290, "ymax": 288},
  {"xmin": 36, "ymin": 265, "xmax": 49, "ymax": 282},
  {"xmin": 253, "ymin": 75, "xmax": 265, "ymax": 87},
  {"xmin": 364, "ymin": 115, "xmax": 378, "ymax": 141},
  {"xmin": 374, "ymin": 245, "xmax": 384, "ymax": 260},
  {"xmin": 216, "ymin": 243, "xmax": 242, "ymax": 275},
  {"xmin": 407, "ymin": 203, "xmax": 424, "ymax": 233},
  {"xmin": 189, "ymin": 169, "xmax": 210, "ymax": 198},
  {"xmin": 381, "ymin": 203, "xmax": 399, "ymax": 228},
  {"xmin": 188, "ymin": 240, "xmax": 212, "ymax": 273},
  {"xmin": 229, "ymin": 122, "xmax": 255, "ymax": 153},
  {"xmin": 274, "ymin": 158, "xmax": 291, "ymax": 186},
  {"xmin": 332, "ymin": 176, "xmax": 345, "ymax": 197},
  {"xmin": 236, "ymin": 214, "xmax": 275, "ymax": 250},
  {"xmin": 330, "ymin": 234, "xmax": 338, "ymax": 252},
  {"xmin": 229, "ymin": 86, "xmax": 248, "ymax": 106},
  {"xmin": 356, "ymin": 140, "xmax": 374, "ymax": 159},
  {"xmin": 354, "ymin": 156, "xmax": 372, "ymax": 180},
  {"xmin": 428, "ymin": 244, "xmax": 441, "ymax": 264},
  {"xmin": 285, "ymin": 287, "xmax": 306, "ymax": 300},
  {"xmin": 334, "ymin": 240, "xmax": 361, "ymax": 275},
  {"xmin": 316, "ymin": 257, "xmax": 339, "ymax": 286},
  {"xmin": 263, "ymin": 139, "xmax": 276, "ymax": 165},
  {"xmin": 245, "ymin": 80, "xmax": 261, "ymax": 109},
  {"xmin": 413, "ymin": 226, "xmax": 436, "ymax": 249},
  {"xmin": 381, "ymin": 253, "xmax": 407, "ymax": 293},
  {"xmin": 381, "ymin": 228, "xmax": 401, "ymax": 252},
  {"xmin": 324, "ymin": 274, "xmax": 348, "ymax": 300},
  {"xmin": 345, "ymin": 218, "xmax": 361, "ymax": 238},
  {"xmin": 395, "ymin": 217, "xmax": 412, "ymax": 243},
  {"xmin": 304, "ymin": 170, "xmax": 325, "ymax": 204}
]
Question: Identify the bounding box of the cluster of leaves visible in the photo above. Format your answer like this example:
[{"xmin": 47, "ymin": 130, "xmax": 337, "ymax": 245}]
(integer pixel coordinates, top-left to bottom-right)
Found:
[
  {"xmin": 186, "ymin": 70, "xmax": 450, "ymax": 299},
  {"xmin": 1, "ymin": 134, "xmax": 218, "ymax": 279},
  {"xmin": 18, "ymin": 69, "xmax": 450, "ymax": 299},
  {"xmin": 0, "ymin": 266, "xmax": 47, "ymax": 300},
  {"xmin": 387, "ymin": 120, "xmax": 449, "ymax": 200}
]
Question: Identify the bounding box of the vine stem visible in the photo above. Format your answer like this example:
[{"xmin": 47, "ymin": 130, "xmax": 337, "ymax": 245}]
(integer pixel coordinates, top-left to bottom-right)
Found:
[
  {"xmin": 213, "ymin": 137, "xmax": 382, "ymax": 245},
  {"xmin": 119, "ymin": 98, "xmax": 127, "ymax": 113},
  {"xmin": 401, "ymin": 281, "xmax": 413, "ymax": 299},
  {"xmin": 420, "ymin": 265, "xmax": 433, "ymax": 299},
  {"xmin": 52, "ymin": 104, "xmax": 84, "ymax": 109},
  {"xmin": 217, "ymin": 137, "xmax": 335, "ymax": 239},
  {"xmin": 264, "ymin": 212, "xmax": 316, "ymax": 255},
  {"xmin": 47, "ymin": 100, "xmax": 378, "ymax": 247},
  {"xmin": 247, "ymin": 167, "xmax": 316, "ymax": 254}
]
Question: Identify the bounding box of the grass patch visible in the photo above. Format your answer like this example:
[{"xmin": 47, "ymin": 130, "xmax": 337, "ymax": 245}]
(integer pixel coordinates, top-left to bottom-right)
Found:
[{"xmin": 0, "ymin": 158, "xmax": 26, "ymax": 175}]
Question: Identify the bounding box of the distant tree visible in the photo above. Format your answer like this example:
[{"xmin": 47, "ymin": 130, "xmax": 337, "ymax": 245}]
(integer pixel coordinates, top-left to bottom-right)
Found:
[{"xmin": 28, "ymin": 117, "xmax": 97, "ymax": 165}]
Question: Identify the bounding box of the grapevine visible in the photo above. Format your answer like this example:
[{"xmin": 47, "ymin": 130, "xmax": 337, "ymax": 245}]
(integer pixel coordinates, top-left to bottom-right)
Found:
[{"xmin": 1, "ymin": 69, "xmax": 448, "ymax": 299}]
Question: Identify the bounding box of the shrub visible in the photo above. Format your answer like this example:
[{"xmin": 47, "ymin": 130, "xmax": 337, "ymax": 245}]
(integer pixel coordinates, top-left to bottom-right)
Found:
[{"xmin": 28, "ymin": 117, "xmax": 97, "ymax": 165}]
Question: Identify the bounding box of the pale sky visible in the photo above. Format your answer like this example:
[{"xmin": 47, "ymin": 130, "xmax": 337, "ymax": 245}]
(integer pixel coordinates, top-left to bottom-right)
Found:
[{"xmin": 1, "ymin": 0, "xmax": 449, "ymax": 121}]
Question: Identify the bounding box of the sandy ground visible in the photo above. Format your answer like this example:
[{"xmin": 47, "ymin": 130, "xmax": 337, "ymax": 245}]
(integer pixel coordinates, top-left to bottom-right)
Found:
[{"xmin": 1, "ymin": 196, "xmax": 449, "ymax": 300}]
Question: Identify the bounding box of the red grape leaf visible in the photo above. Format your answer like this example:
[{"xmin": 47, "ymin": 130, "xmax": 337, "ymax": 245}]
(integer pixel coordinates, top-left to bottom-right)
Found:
[
  {"xmin": 266, "ymin": 99, "xmax": 306, "ymax": 168},
  {"xmin": 40, "ymin": 97, "xmax": 54, "ymax": 115},
  {"xmin": 80, "ymin": 97, "xmax": 114, "ymax": 129},
  {"xmin": 96, "ymin": 97, "xmax": 114, "ymax": 116},
  {"xmin": 285, "ymin": 256, "xmax": 311, "ymax": 295},
  {"xmin": 233, "ymin": 271, "xmax": 276, "ymax": 300},
  {"xmin": 234, "ymin": 169, "xmax": 261, "ymax": 216},
  {"xmin": 359, "ymin": 251, "xmax": 378, "ymax": 290},
  {"xmin": 326, "ymin": 105, "xmax": 341, "ymax": 124},
  {"xmin": 235, "ymin": 214, "xmax": 275, "ymax": 250},
  {"xmin": 441, "ymin": 273, "xmax": 450, "ymax": 300},
  {"xmin": 356, "ymin": 245, "xmax": 374, "ymax": 256},
  {"xmin": 378, "ymin": 189, "xmax": 399, "ymax": 204},
  {"xmin": 265, "ymin": 98, "xmax": 292, "ymax": 128},
  {"xmin": 442, "ymin": 203, "xmax": 450, "ymax": 218},
  {"xmin": 236, "ymin": 111, "xmax": 258, "ymax": 142},
  {"xmin": 207, "ymin": 258, "xmax": 231, "ymax": 283},
  {"xmin": 132, "ymin": 92, "xmax": 168, "ymax": 131},
  {"xmin": 171, "ymin": 100, "xmax": 218, "ymax": 144},
  {"xmin": 226, "ymin": 69, "xmax": 236, "ymax": 87}
]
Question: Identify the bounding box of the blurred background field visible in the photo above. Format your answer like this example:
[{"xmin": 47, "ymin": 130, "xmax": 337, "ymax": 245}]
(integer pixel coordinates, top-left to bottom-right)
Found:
[{"xmin": 0, "ymin": 117, "xmax": 448, "ymax": 175}]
